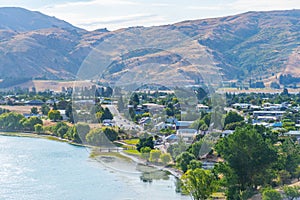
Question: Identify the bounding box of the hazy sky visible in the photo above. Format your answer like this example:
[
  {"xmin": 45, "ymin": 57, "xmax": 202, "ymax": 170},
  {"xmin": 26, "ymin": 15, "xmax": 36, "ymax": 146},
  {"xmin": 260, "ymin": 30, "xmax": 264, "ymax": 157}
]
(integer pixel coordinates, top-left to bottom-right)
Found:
[{"xmin": 0, "ymin": 0, "xmax": 299, "ymax": 31}]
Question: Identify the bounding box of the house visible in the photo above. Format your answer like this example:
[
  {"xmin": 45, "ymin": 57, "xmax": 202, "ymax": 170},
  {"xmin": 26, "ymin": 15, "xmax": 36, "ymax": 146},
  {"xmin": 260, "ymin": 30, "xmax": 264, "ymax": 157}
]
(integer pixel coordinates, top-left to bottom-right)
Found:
[
  {"xmin": 139, "ymin": 117, "xmax": 151, "ymax": 125},
  {"xmin": 165, "ymin": 134, "xmax": 178, "ymax": 143},
  {"xmin": 23, "ymin": 113, "xmax": 42, "ymax": 119},
  {"xmin": 175, "ymin": 121, "xmax": 194, "ymax": 129},
  {"xmin": 253, "ymin": 111, "xmax": 285, "ymax": 120},
  {"xmin": 142, "ymin": 103, "xmax": 164, "ymax": 114},
  {"xmin": 154, "ymin": 122, "xmax": 166, "ymax": 131},
  {"xmin": 221, "ymin": 130, "xmax": 234, "ymax": 137},
  {"xmin": 57, "ymin": 110, "xmax": 69, "ymax": 121},
  {"xmin": 176, "ymin": 129, "xmax": 198, "ymax": 143},
  {"xmin": 25, "ymin": 99, "xmax": 44, "ymax": 106},
  {"xmin": 284, "ymin": 131, "xmax": 300, "ymax": 143},
  {"xmin": 196, "ymin": 104, "xmax": 210, "ymax": 112},
  {"xmin": 232, "ymin": 103, "xmax": 251, "ymax": 109}
]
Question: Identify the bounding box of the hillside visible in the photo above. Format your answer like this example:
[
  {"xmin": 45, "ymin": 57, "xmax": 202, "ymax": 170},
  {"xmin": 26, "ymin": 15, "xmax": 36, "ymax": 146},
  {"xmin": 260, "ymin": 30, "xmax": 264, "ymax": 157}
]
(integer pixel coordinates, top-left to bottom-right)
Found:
[
  {"xmin": 0, "ymin": 7, "xmax": 299, "ymax": 87},
  {"xmin": 0, "ymin": 7, "xmax": 80, "ymax": 32}
]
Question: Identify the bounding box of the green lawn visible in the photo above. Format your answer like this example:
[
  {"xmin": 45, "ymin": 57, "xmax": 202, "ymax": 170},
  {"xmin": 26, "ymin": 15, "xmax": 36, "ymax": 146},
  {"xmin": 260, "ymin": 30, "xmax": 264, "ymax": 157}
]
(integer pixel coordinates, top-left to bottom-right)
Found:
[
  {"xmin": 124, "ymin": 149, "xmax": 141, "ymax": 156},
  {"xmin": 123, "ymin": 138, "xmax": 139, "ymax": 145}
]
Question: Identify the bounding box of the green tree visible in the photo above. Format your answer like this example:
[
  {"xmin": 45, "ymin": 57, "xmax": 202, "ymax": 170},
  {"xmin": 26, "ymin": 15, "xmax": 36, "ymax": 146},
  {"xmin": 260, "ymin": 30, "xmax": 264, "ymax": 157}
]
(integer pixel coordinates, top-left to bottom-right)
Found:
[
  {"xmin": 130, "ymin": 93, "xmax": 140, "ymax": 108},
  {"xmin": 283, "ymin": 185, "xmax": 300, "ymax": 200},
  {"xmin": 30, "ymin": 107, "xmax": 38, "ymax": 114},
  {"xmin": 74, "ymin": 123, "xmax": 90, "ymax": 143},
  {"xmin": 86, "ymin": 128, "xmax": 113, "ymax": 146},
  {"xmin": 48, "ymin": 110, "xmax": 61, "ymax": 122},
  {"xmin": 215, "ymin": 126, "xmax": 278, "ymax": 196},
  {"xmin": 160, "ymin": 153, "xmax": 172, "ymax": 165},
  {"xmin": 167, "ymin": 137, "xmax": 188, "ymax": 159},
  {"xmin": 181, "ymin": 168, "xmax": 218, "ymax": 200},
  {"xmin": 57, "ymin": 125, "xmax": 69, "ymax": 138},
  {"xmin": 149, "ymin": 149, "xmax": 161, "ymax": 163},
  {"xmin": 0, "ymin": 112, "xmax": 24, "ymax": 131},
  {"xmin": 34, "ymin": 124, "xmax": 43, "ymax": 134},
  {"xmin": 262, "ymin": 188, "xmax": 282, "ymax": 200},
  {"xmin": 188, "ymin": 160, "xmax": 202, "ymax": 170},
  {"xmin": 21, "ymin": 116, "xmax": 43, "ymax": 131},
  {"xmin": 176, "ymin": 152, "xmax": 196, "ymax": 173},
  {"xmin": 136, "ymin": 136, "xmax": 154, "ymax": 152},
  {"xmin": 140, "ymin": 147, "xmax": 151, "ymax": 161},
  {"xmin": 103, "ymin": 127, "xmax": 118, "ymax": 142},
  {"xmin": 40, "ymin": 104, "xmax": 50, "ymax": 115},
  {"xmin": 224, "ymin": 111, "xmax": 244, "ymax": 127}
]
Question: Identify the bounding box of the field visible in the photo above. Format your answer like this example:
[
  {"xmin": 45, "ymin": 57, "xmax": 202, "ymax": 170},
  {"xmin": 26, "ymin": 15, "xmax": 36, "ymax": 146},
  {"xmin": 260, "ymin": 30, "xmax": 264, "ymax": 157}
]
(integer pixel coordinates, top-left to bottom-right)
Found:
[
  {"xmin": 0, "ymin": 105, "xmax": 40, "ymax": 114},
  {"xmin": 8, "ymin": 80, "xmax": 94, "ymax": 92}
]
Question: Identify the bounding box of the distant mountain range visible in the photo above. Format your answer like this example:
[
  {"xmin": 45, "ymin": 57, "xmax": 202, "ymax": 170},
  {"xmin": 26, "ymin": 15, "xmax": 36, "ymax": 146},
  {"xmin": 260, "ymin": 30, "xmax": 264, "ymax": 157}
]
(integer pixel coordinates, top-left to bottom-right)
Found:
[{"xmin": 0, "ymin": 7, "xmax": 299, "ymax": 87}]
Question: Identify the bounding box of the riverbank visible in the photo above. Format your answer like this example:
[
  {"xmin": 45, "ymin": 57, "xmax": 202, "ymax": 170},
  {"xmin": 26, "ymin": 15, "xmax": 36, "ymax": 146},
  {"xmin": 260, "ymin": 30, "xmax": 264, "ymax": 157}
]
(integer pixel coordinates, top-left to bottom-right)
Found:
[{"xmin": 0, "ymin": 131, "xmax": 183, "ymax": 179}]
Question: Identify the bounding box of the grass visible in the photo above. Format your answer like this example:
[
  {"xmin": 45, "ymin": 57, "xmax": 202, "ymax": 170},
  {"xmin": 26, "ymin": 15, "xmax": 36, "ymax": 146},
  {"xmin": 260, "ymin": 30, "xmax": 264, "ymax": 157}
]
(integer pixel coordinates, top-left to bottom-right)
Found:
[
  {"xmin": 123, "ymin": 149, "xmax": 141, "ymax": 156},
  {"xmin": 211, "ymin": 192, "xmax": 226, "ymax": 199},
  {"xmin": 123, "ymin": 138, "xmax": 139, "ymax": 145}
]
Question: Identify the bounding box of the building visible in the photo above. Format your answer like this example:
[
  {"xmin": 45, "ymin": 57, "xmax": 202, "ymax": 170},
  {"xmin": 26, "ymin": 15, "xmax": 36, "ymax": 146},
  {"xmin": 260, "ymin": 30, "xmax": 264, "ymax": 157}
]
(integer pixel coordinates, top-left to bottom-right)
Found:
[
  {"xmin": 284, "ymin": 131, "xmax": 300, "ymax": 143},
  {"xmin": 176, "ymin": 121, "xmax": 194, "ymax": 129},
  {"xmin": 232, "ymin": 103, "xmax": 251, "ymax": 109},
  {"xmin": 196, "ymin": 104, "xmax": 210, "ymax": 112},
  {"xmin": 25, "ymin": 99, "xmax": 44, "ymax": 106},
  {"xmin": 253, "ymin": 111, "xmax": 285, "ymax": 120},
  {"xmin": 176, "ymin": 129, "xmax": 198, "ymax": 143}
]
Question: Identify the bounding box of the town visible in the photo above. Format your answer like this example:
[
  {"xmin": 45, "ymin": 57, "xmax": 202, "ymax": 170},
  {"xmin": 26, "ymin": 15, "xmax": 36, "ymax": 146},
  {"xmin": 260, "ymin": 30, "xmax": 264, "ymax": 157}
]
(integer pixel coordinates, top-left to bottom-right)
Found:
[{"xmin": 0, "ymin": 84, "xmax": 300, "ymax": 199}]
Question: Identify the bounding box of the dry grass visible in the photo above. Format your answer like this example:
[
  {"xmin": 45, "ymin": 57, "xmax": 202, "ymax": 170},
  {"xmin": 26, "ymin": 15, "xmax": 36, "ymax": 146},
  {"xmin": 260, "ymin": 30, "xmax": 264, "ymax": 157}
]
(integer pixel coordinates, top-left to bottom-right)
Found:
[
  {"xmin": 12, "ymin": 80, "xmax": 93, "ymax": 92},
  {"xmin": 0, "ymin": 105, "xmax": 41, "ymax": 114}
]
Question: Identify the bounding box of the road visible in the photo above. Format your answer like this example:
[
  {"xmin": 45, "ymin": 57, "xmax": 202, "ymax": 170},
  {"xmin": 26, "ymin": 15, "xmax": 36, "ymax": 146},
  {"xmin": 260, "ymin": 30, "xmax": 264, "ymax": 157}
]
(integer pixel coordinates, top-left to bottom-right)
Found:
[{"xmin": 104, "ymin": 104, "xmax": 143, "ymax": 131}]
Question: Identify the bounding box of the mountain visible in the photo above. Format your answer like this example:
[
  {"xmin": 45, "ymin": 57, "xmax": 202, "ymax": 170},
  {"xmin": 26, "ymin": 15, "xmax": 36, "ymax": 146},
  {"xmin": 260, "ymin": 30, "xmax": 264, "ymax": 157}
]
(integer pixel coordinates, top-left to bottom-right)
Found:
[
  {"xmin": 0, "ymin": 7, "xmax": 80, "ymax": 32},
  {"xmin": 0, "ymin": 7, "xmax": 299, "ymax": 87}
]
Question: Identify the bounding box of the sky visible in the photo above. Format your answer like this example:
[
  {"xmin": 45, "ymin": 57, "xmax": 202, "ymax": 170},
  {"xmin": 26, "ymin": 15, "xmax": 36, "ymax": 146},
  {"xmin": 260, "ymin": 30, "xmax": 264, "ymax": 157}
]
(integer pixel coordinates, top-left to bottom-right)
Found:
[{"xmin": 0, "ymin": 0, "xmax": 299, "ymax": 31}]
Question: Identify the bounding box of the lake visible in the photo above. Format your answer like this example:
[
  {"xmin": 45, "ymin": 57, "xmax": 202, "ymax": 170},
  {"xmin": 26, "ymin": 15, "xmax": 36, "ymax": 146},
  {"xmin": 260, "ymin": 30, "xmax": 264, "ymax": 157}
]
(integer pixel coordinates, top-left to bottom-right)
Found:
[{"xmin": 0, "ymin": 134, "xmax": 190, "ymax": 200}]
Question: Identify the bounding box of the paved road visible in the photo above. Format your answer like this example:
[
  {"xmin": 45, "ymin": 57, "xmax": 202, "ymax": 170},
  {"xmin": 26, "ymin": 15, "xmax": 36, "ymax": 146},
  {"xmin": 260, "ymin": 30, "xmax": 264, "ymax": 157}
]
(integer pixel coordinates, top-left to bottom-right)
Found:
[{"xmin": 104, "ymin": 104, "xmax": 143, "ymax": 131}]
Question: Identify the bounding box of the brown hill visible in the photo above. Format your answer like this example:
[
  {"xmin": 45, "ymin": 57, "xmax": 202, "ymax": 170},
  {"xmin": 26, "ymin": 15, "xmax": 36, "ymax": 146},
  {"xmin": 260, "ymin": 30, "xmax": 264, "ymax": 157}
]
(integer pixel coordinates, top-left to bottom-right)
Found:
[{"xmin": 0, "ymin": 8, "xmax": 299, "ymax": 88}]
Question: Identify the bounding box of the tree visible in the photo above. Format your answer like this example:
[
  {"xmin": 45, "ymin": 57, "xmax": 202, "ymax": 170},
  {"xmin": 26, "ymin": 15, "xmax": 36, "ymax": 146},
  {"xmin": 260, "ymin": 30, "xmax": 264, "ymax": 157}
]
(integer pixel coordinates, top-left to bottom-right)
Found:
[
  {"xmin": 215, "ymin": 126, "xmax": 278, "ymax": 196},
  {"xmin": 195, "ymin": 87, "xmax": 208, "ymax": 101},
  {"xmin": 149, "ymin": 149, "xmax": 161, "ymax": 163},
  {"xmin": 30, "ymin": 107, "xmax": 38, "ymax": 114},
  {"xmin": 167, "ymin": 137, "xmax": 188, "ymax": 159},
  {"xmin": 74, "ymin": 123, "xmax": 90, "ymax": 143},
  {"xmin": 262, "ymin": 188, "xmax": 282, "ymax": 200},
  {"xmin": 0, "ymin": 112, "xmax": 24, "ymax": 131},
  {"xmin": 181, "ymin": 168, "xmax": 218, "ymax": 200},
  {"xmin": 57, "ymin": 125, "xmax": 69, "ymax": 138},
  {"xmin": 130, "ymin": 93, "xmax": 139, "ymax": 108},
  {"xmin": 136, "ymin": 136, "xmax": 154, "ymax": 152},
  {"xmin": 141, "ymin": 147, "xmax": 151, "ymax": 161},
  {"xmin": 40, "ymin": 104, "xmax": 50, "ymax": 115},
  {"xmin": 86, "ymin": 128, "xmax": 107, "ymax": 146},
  {"xmin": 34, "ymin": 124, "xmax": 43, "ymax": 134},
  {"xmin": 103, "ymin": 127, "xmax": 118, "ymax": 142},
  {"xmin": 48, "ymin": 110, "xmax": 61, "ymax": 122},
  {"xmin": 224, "ymin": 111, "xmax": 244, "ymax": 127},
  {"xmin": 102, "ymin": 108, "xmax": 113, "ymax": 120},
  {"xmin": 160, "ymin": 153, "xmax": 172, "ymax": 165},
  {"xmin": 176, "ymin": 152, "xmax": 196, "ymax": 173},
  {"xmin": 283, "ymin": 185, "xmax": 300, "ymax": 200},
  {"xmin": 188, "ymin": 160, "xmax": 202, "ymax": 170},
  {"xmin": 22, "ymin": 116, "xmax": 43, "ymax": 131}
]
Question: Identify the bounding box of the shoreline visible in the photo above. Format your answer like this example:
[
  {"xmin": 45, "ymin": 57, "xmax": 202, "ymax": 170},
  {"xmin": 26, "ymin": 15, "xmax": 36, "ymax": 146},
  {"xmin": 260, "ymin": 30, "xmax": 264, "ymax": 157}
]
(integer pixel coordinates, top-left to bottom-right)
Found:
[{"xmin": 0, "ymin": 131, "xmax": 182, "ymax": 179}]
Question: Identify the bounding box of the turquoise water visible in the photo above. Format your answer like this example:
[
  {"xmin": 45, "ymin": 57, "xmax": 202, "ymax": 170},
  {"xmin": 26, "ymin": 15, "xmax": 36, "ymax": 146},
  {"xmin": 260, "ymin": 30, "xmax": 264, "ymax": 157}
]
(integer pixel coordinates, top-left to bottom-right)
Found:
[{"xmin": 0, "ymin": 135, "xmax": 189, "ymax": 200}]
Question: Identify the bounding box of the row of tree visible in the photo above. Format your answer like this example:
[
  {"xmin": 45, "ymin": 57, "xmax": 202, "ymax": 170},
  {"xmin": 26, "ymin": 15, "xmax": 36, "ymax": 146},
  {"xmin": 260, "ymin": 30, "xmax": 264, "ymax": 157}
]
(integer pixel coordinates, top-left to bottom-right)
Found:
[{"xmin": 0, "ymin": 112, "xmax": 43, "ymax": 131}]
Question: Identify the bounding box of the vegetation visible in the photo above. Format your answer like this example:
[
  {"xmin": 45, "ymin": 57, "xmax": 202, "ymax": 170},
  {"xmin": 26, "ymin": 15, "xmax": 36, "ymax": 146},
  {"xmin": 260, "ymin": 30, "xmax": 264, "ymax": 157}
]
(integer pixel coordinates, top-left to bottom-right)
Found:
[
  {"xmin": 262, "ymin": 188, "xmax": 282, "ymax": 200},
  {"xmin": 181, "ymin": 168, "xmax": 218, "ymax": 200}
]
